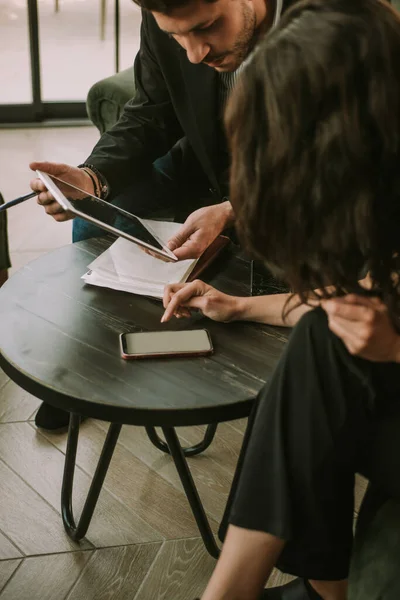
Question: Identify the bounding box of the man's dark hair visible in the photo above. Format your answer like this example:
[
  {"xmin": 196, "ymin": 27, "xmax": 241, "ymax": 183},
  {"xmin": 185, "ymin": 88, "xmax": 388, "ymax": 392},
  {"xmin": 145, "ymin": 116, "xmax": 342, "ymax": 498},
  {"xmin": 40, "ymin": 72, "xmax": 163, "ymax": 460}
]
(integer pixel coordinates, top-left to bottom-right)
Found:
[
  {"xmin": 226, "ymin": 0, "xmax": 400, "ymax": 318},
  {"xmin": 133, "ymin": 0, "xmax": 217, "ymax": 14}
]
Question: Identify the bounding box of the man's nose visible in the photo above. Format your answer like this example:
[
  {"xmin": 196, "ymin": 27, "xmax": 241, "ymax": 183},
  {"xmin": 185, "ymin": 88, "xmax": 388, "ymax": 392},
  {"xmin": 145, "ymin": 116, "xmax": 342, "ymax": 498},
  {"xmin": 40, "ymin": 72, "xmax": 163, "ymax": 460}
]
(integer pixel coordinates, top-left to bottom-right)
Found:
[{"xmin": 184, "ymin": 37, "xmax": 210, "ymax": 64}]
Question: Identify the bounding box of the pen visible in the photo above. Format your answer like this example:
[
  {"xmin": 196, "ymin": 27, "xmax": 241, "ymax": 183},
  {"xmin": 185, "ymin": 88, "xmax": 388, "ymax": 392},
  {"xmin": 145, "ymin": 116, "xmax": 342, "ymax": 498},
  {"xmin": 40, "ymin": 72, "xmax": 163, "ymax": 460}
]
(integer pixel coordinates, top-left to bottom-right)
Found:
[{"xmin": 0, "ymin": 192, "xmax": 37, "ymax": 213}]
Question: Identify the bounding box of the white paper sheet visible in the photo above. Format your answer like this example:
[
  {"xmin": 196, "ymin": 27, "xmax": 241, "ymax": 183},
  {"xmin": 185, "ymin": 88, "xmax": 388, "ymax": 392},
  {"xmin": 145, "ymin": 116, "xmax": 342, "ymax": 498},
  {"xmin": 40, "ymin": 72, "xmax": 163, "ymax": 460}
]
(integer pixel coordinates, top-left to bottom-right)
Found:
[{"xmin": 82, "ymin": 220, "xmax": 198, "ymax": 298}]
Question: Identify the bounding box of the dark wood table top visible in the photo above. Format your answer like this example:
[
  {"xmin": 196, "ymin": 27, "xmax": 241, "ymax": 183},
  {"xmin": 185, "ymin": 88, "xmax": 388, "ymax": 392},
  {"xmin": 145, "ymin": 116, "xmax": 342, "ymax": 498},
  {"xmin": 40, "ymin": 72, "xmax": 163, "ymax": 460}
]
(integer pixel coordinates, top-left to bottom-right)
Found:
[{"xmin": 0, "ymin": 237, "xmax": 288, "ymax": 427}]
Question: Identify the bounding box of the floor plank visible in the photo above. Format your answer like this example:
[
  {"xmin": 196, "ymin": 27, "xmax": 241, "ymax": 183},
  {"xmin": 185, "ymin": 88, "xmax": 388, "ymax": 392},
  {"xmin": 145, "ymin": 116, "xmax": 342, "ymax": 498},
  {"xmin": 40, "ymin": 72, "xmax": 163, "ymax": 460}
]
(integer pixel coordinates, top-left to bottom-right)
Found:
[
  {"xmin": 0, "ymin": 422, "xmax": 161, "ymax": 547},
  {"xmin": 177, "ymin": 422, "xmax": 244, "ymax": 472},
  {"xmin": 0, "ymin": 551, "xmax": 93, "ymax": 600},
  {"xmin": 266, "ymin": 570, "xmax": 295, "ymax": 589},
  {"xmin": 67, "ymin": 543, "xmax": 161, "ymax": 600},
  {"xmin": 134, "ymin": 538, "xmax": 216, "ymax": 600},
  {"xmin": 0, "ymin": 380, "xmax": 41, "ymax": 423},
  {"xmin": 227, "ymin": 418, "xmax": 248, "ymax": 435},
  {"xmin": 0, "ymin": 459, "xmax": 91, "ymax": 555},
  {"xmin": 42, "ymin": 420, "xmax": 216, "ymax": 539},
  {"xmin": 0, "ymin": 369, "xmax": 8, "ymax": 392},
  {"xmin": 101, "ymin": 421, "xmax": 242, "ymax": 524},
  {"xmin": 0, "ymin": 559, "xmax": 22, "ymax": 593},
  {"xmin": 354, "ymin": 474, "xmax": 368, "ymax": 515},
  {"xmin": 0, "ymin": 530, "xmax": 22, "ymax": 560}
]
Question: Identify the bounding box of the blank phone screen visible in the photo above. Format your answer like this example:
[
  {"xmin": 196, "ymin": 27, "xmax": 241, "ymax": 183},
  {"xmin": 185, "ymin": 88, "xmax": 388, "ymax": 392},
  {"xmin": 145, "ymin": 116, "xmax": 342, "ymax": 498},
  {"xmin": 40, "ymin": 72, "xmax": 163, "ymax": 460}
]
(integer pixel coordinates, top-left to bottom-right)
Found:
[{"xmin": 121, "ymin": 330, "xmax": 212, "ymax": 356}]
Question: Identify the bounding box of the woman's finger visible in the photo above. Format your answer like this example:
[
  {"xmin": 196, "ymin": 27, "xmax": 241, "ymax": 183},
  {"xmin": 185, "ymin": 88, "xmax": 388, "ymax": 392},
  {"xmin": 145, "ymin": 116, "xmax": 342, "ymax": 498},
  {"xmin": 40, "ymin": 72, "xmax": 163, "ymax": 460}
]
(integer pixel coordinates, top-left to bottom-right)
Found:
[
  {"xmin": 161, "ymin": 281, "xmax": 206, "ymax": 322},
  {"xmin": 175, "ymin": 307, "xmax": 192, "ymax": 318},
  {"xmin": 323, "ymin": 300, "xmax": 376, "ymax": 323},
  {"xmin": 161, "ymin": 290, "xmax": 193, "ymax": 322},
  {"xmin": 341, "ymin": 293, "xmax": 382, "ymax": 306},
  {"xmin": 326, "ymin": 316, "xmax": 360, "ymax": 353},
  {"xmin": 342, "ymin": 294, "xmax": 385, "ymax": 311},
  {"xmin": 162, "ymin": 282, "xmax": 196, "ymax": 313},
  {"xmin": 163, "ymin": 283, "xmax": 185, "ymax": 309}
]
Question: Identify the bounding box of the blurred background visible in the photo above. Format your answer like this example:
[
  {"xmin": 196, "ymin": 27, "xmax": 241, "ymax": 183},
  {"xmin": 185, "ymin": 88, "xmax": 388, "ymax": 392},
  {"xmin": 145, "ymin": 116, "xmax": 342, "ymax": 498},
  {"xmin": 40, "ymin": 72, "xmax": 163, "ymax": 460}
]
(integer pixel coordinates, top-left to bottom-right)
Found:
[{"xmin": 0, "ymin": 0, "xmax": 141, "ymax": 123}]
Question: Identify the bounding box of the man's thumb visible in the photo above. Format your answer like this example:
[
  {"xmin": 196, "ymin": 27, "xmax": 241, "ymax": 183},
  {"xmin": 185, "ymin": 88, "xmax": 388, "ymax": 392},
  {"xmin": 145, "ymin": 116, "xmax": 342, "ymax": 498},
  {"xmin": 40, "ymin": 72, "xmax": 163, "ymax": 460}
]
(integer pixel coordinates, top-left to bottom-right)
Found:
[
  {"xmin": 29, "ymin": 161, "xmax": 66, "ymax": 175},
  {"xmin": 167, "ymin": 225, "xmax": 192, "ymax": 251},
  {"xmin": 167, "ymin": 238, "xmax": 178, "ymax": 251}
]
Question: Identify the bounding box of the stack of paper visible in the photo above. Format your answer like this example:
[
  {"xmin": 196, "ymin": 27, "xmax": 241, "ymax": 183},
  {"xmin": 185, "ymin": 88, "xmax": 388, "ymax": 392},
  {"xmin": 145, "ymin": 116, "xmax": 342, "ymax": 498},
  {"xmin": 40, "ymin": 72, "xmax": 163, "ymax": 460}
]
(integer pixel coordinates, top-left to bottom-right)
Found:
[{"xmin": 82, "ymin": 220, "xmax": 198, "ymax": 299}]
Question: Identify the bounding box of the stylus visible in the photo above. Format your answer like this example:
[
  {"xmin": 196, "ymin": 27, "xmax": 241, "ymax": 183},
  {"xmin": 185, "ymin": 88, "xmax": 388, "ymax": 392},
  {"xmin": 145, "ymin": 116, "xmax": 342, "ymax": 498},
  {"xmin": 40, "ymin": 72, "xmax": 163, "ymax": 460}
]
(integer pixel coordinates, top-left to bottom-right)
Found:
[{"xmin": 0, "ymin": 192, "xmax": 37, "ymax": 212}]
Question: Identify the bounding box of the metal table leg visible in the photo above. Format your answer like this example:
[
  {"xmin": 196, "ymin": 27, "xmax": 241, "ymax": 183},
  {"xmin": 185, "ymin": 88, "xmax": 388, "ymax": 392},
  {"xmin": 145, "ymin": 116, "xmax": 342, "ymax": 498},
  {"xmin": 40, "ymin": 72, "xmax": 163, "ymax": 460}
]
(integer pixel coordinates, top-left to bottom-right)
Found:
[
  {"xmin": 61, "ymin": 413, "xmax": 122, "ymax": 541},
  {"xmin": 162, "ymin": 426, "xmax": 220, "ymax": 558},
  {"xmin": 61, "ymin": 416, "xmax": 219, "ymax": 556},
  {"xmin": 145, "ymin": 423, "xmax": 218, "ymax": 457}
]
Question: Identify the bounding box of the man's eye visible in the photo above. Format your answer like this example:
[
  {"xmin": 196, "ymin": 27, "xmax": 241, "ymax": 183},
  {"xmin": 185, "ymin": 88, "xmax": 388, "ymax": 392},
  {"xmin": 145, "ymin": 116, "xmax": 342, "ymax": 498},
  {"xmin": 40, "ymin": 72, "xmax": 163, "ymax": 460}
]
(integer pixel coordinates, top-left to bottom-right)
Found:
[
  {"xmin": 199, "ymin": 22, "xmax": 216, "ymax": 33},
  {"xmin": 166, "ymin": 19, "xmax": 218, "ymax": 39}
]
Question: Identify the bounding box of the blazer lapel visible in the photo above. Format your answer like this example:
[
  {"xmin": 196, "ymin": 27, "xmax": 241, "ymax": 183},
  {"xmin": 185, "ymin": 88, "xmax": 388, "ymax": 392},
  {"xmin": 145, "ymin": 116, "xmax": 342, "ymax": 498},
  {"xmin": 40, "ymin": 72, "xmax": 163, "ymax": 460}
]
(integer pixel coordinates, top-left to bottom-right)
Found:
[{"xmin": 179, "ymin": 52, "xmax": 221, "ymax": 195}]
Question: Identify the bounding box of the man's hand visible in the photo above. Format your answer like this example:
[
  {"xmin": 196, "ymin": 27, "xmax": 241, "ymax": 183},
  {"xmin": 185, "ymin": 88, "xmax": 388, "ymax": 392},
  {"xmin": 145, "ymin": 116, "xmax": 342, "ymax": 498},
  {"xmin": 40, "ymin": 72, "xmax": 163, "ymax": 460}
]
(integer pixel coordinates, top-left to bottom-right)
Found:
[
  {"xmin": 161, "ymin": 280, "xmax": 241, "ymax": 323},
  {"xmin": 29, "ymin": 161, "xmax": 94, "ymax": 222},
  {"xmin": 167, "ymin": 201, "xmax": 235, "ymax": 260},
  {"xmin": 322, "ymin": 294, "xmax": 400, "ymax": 362}
]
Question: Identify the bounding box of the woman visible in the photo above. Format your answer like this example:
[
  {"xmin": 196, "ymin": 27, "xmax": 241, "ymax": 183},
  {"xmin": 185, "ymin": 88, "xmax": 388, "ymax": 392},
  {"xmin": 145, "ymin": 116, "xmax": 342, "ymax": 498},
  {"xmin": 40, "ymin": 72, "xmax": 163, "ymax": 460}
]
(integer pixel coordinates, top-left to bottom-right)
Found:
[{"xmin": 163, "ymin": 0, "xmax": 400, "ymax": 598}]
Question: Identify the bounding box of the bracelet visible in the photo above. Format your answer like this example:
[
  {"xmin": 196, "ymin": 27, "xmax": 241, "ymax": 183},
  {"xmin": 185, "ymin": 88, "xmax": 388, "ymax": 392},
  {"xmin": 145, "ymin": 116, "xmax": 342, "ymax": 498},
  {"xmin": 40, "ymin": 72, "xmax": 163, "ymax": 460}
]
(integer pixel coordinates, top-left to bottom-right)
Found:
[
  {"xmin": 81, "ymin": 168, "xmax": 99, "ymax": 197},
  {"xmin": 78, "ymin": 163, "xmax": 109, "ymax": 199}
]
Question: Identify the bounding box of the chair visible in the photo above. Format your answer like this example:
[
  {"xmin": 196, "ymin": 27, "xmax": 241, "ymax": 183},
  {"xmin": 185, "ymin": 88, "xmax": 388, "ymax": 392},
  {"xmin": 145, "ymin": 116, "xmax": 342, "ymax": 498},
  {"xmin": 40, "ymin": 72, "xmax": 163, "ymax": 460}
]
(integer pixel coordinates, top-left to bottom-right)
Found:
[
  {"xmin": 350, "ymin": 493, "xmax": 400, "ymax": 599},
  {"xmin": 86, "ymin": 67, "xmax": 136, "ymax": 134},
  {"xmin": 348, "ymin": 411, "xmax": 400, "ymax": 599}
]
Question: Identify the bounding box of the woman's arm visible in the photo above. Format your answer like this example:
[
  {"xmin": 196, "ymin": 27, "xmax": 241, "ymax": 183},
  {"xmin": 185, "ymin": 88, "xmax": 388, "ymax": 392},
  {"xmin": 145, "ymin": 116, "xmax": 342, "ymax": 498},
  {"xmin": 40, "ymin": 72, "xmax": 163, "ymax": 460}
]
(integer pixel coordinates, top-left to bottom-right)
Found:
[
  {"xmin": 162, "ymin": 273, "xmax": 375, "ymax": 327},
  {"xmin": 162, "ymin": 281, "xmax": 313, "ymax": 327},
  {"xmin": 232, "ymin": 293, "xmax": 312, "ymax": 326}
]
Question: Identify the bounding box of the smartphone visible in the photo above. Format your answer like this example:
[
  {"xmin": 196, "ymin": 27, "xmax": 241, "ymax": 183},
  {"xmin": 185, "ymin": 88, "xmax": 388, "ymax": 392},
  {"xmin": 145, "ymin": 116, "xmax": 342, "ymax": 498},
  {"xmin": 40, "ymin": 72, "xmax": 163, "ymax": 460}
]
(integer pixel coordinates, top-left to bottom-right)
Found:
[{"xmin": 119, "ymin": 329, "xmax": 213, "ymax": 359}]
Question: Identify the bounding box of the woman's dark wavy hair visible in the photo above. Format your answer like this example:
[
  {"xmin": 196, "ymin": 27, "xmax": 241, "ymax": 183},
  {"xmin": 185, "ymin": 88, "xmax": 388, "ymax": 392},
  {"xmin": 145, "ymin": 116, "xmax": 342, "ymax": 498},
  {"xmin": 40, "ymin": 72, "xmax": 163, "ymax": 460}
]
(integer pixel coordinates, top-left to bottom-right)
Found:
[{"xmin": 226, "ymin": 0, "xmax": 400, "ymax": 318}]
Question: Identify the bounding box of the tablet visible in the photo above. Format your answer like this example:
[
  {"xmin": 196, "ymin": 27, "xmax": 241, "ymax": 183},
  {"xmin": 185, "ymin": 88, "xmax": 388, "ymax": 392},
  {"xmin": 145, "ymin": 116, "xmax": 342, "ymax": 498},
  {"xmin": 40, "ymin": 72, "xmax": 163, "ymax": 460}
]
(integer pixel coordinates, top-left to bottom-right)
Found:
[{"xmin": 36, "ymin": 170, "xmax": 177, "ymax": 262}]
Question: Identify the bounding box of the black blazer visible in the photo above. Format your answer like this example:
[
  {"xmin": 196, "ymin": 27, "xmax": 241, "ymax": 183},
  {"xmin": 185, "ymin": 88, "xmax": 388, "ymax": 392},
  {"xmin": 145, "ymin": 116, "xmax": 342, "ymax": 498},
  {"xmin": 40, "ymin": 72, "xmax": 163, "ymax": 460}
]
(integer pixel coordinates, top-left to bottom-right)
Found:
[{"xmin": 86, "ymin": 0, "xmax": 295, "ymax": 201}]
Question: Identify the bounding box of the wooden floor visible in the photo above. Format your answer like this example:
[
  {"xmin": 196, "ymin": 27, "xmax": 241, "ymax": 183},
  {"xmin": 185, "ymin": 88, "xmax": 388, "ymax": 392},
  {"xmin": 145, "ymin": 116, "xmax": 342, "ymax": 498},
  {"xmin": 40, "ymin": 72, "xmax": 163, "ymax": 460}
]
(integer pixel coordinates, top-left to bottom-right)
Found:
[{"xmin": 0, "ymin": 126, "xmax": 367, "ymax": 599}]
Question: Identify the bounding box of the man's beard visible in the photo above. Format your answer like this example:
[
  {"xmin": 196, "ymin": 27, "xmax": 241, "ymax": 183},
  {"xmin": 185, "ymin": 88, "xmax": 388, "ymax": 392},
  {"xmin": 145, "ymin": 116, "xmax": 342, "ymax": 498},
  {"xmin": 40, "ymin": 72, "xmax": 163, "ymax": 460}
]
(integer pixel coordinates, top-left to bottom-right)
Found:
[
  {"xmin": 203, "ymin": 2, "xmax": 257, "ymax": 71},
  {"xmin": 230, "ymin": 3, "xmax": 258, "ymax": 69}
]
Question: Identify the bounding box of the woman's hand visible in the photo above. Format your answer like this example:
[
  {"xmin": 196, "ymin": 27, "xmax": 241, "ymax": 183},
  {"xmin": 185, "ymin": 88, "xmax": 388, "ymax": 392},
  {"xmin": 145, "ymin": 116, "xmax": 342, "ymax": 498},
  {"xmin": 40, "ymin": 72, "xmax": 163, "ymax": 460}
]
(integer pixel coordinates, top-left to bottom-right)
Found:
[
  {"xmin": 161, "ymin": 280, "xmax": 242, "ymax": 323},
  {"xmin": 322, "ymin": 294, "xmax": 400, "ymax": 362}
]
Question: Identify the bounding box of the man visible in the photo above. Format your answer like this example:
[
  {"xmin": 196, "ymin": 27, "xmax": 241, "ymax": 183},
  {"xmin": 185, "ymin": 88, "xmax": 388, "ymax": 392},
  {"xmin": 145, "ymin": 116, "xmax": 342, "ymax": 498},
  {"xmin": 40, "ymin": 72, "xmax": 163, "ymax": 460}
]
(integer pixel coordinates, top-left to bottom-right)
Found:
[{"xmin": 30, "ymin": 0, "xmax": 295, "ymax": 430}]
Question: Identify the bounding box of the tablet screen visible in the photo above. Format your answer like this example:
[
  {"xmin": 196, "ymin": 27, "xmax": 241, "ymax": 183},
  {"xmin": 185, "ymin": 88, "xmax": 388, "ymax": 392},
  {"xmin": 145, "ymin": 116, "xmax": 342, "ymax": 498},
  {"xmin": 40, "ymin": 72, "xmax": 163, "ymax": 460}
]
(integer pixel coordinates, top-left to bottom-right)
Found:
[{"xmin": 41, "ymin": 173, "xmax": 175, "ymax": 259}]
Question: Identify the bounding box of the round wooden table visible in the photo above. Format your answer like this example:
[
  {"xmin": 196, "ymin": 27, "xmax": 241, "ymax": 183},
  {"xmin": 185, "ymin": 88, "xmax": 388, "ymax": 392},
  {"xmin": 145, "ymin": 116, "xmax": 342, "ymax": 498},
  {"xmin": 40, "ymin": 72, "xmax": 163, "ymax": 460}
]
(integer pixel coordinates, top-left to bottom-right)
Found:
[{"xmin": 0, "ymin": 237, "xmax": 287, "ymax": 556}]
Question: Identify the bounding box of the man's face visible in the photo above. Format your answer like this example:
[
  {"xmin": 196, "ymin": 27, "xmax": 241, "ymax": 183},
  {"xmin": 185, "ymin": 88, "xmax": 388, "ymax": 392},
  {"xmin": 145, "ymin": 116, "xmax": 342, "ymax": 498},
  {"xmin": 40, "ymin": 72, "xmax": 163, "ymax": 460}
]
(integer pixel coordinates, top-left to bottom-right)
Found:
[{"xmin": 153, "ymin": 0, "xmax": 258, "ymax": 72}]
